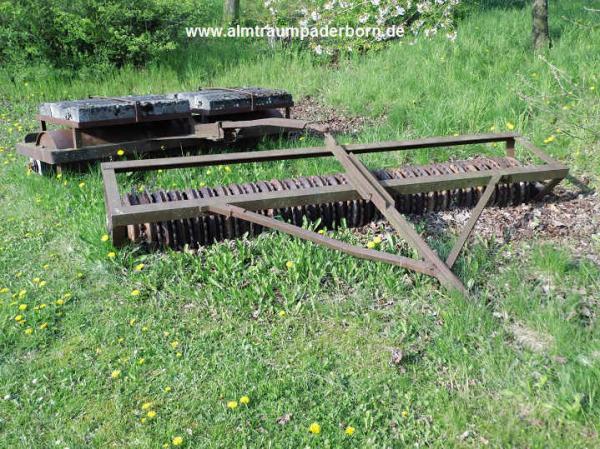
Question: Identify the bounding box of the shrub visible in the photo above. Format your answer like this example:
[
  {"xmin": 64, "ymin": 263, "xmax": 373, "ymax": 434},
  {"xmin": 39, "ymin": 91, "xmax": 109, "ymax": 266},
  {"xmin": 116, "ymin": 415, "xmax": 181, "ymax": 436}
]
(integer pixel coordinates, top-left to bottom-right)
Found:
[{"xmin": 0, "ymin": 0, "xmax": 218, "ymax": 70}]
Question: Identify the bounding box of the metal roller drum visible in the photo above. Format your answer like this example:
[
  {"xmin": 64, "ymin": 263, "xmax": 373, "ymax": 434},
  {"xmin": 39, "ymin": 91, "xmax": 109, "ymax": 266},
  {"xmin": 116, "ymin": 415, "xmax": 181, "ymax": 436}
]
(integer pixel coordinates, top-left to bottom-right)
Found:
[{"xmin": 123, "ymin": 157, "xmax": 541, "ymax": 249}]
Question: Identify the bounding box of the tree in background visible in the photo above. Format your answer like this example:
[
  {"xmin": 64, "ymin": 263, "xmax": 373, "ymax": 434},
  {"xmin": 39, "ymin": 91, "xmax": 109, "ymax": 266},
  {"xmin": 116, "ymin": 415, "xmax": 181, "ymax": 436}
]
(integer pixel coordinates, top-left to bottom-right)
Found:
[
  {"xmin": 532, "ymin": 0, "xmax": 550, "ymax": 50},
  {"xmin": 224, "ymin": 0, "xmax": 241, "ymax": 25},
  {"xmin": 264, "ymin": 0, "xmax": 461, "ymax": 57}
]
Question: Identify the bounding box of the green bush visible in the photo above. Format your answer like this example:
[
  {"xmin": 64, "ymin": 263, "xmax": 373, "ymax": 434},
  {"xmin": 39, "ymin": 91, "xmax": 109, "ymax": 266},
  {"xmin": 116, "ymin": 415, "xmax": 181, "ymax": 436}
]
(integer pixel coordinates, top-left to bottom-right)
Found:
[{"xmin": 0, "ymin": 0, "xmax": 218, "ymax": 70}]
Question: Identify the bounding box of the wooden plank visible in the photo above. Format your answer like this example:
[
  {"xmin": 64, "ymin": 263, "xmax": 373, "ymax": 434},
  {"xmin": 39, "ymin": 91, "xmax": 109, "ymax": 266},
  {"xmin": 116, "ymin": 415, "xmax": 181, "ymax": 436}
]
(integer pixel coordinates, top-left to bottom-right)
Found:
[{"xmin": 445, "ymin": 174, "xmax": 501, "ymax": 269}]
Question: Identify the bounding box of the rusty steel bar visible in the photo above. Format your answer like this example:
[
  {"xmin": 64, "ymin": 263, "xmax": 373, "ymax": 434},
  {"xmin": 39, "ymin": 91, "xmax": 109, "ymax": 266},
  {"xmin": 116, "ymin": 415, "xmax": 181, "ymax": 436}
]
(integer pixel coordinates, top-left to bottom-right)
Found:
[
  {"xmin": 445, "ymin": 174, "xmax": 501, "ymax": 269},
  {"xmin": 101, "ymin": 132, "xmax": 519, "ymax": 173},
  {"xmin": 109, "ymin": 164, "xmax": 566, "ymax": 227},
  {"xmin": 324, "ymin": 133, "xmax": 467, "ymax": 293},
  {"xmin": 207, "ymin": 204, "xmax": 436, "ymax": 276}
]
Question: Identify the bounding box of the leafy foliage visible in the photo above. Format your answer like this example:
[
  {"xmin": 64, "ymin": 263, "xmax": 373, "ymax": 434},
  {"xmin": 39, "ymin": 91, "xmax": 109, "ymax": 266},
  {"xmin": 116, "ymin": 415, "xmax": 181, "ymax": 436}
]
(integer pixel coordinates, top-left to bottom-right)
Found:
[
  {"xmin": 262, "ymin": 0, "xmax": 461, "ymax": 56},
  {"xmin": 0, "ymin": 0, "xmax": 218, "ymax": 70}
]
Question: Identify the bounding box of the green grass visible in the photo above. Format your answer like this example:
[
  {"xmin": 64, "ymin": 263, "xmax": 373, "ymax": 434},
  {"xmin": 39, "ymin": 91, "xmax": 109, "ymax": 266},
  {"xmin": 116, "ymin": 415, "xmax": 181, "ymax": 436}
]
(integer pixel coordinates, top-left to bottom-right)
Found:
[{"xmin": 1, "ymin": 2, "xmax": 599, "ymax": 448}]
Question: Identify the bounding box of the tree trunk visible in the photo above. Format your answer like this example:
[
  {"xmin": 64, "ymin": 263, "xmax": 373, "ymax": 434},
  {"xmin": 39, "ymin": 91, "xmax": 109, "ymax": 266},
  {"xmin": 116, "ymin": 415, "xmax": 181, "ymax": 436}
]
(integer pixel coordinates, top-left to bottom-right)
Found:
[
  {"xmin": 532, "ymin": 0, "xmax": 550, "ymax": 50},
  {"xmin": 223, "ymin": 0, "xmax": 240, "ymax": 26}
]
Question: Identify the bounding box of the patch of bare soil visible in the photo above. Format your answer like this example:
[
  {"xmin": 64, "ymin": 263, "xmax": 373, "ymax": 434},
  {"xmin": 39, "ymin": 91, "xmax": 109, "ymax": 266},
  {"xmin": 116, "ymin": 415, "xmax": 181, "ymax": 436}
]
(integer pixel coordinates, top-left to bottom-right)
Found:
[
  {"xmin": 363, "ymin": 187, "xmax": 599, "ymax": 266},
  {"xmin": 426, "ymin": 187, "xmax": 599, "ymax": 265},
  {"xmin": 509, "ymin": 323, "xmax": 554, "ymax": 354},
  {"xmin": 291, "ymin": 96, "xmax": 377, "ymax": 135}
]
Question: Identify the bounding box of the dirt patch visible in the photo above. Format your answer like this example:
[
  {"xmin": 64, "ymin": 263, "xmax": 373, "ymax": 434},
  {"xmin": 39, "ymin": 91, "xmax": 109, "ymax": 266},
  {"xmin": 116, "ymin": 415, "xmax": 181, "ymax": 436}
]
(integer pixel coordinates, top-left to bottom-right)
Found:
[
  {"xmin": 427, "ymin": 187, "xmax": 600, "ymax": 265},
  {"xmin": 359, "ymin": 187, "xmax": 599, "ymax": 266},
  {"xmin": 509, "ymin": 323, "xmax": 554, "ymax": 354},
  {"xmin": 291, "ymin": 96, "xmax": 377, "ymax": 135}
]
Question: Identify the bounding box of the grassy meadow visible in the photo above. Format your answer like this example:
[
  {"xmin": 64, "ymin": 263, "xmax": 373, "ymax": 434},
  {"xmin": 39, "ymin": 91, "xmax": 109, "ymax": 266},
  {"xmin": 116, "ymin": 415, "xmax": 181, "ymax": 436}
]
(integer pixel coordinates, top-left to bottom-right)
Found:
[{"xmin": 0, "ymin": 1, "xmax": 599, "ymax": 448}]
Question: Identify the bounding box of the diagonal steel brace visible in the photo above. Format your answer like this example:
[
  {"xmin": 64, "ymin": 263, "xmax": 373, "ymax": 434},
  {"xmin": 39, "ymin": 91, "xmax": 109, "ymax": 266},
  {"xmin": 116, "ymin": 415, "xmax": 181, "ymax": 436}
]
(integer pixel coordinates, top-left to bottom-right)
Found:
[{"xmin": 324, "ymin": 133, "xmax": 468, "ymax": 293}]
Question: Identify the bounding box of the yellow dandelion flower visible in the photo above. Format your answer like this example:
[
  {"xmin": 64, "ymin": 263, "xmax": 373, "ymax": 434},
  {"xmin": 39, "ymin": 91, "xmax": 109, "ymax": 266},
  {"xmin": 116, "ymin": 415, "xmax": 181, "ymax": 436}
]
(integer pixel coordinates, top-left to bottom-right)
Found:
[
  {"xmin": 101, "ymin": 234, "xmax": 110, "ymax": 242},
  {"xmin": 38, "ymin": 280, "xmax": 47, "ymax": 287},
  {"xmin": 285, "ymin": 261, "xmax": 294, "ymax": 269},
  {"xmin": 107, "ymin": 252, "xmax": 116, "ymax": 259},
  {"xmin": 79, "ymin": 182, "xmax": 85, "ymax": 188},
  {"xmin": 543, "ymin": 135, "xmax": 556, "ymax": 144},
  {"xmin": 39, "ymin": 303, "xmax": 47, "ymax": 309},
  {"xmin": 117, "ymin": 149, "xmax": 125, "ymax": 156},
  {"xmin": 33, "ymin": 277, "xmax": 41, "ymax": 283},
  {"xmin": 164, "ymin": 386, "xmax": 172, "ymax": 393},
  {"xmin": 19, "ymin": 304, "xmax": 28, "ymax": 311},
  {"xmin": 134, "ymin": 263, "xmax": 145, "ymax": 271},
  {"xmin": 142, "ymin": 326, "xmax": 149, "ymax": 332},
  {"xmin": 401, "ymin": 409, "xmax": 409, "ymax": 417},
  {"xmin": 141, "ymin": 401, "xmax": 153, "ymax": 410},
  {"xmin": 489, "ymin": 125, "xmax": 497, "ymax": 131},
  {"xmin": 345, "ymin": 426, "xmax": 355, "ymax": 436},
  {"xmin": 56, "ymin": 173, "xmax": 62, "ymax": 179},
  {"xmin": 170, "ymin": 340, "xmax": 179, "ymax": 349},
  {"xmin": 110, "ymin": 369, "xmax": 121, "ymax": 379},
  {"xmin": 506, "ymin": 122, "xmax": 515, "ymax": 130},
  {"xmin": 129, "ymin": 318, "xmax": 136, "ymax": 326},
  {"xmin": 162, "ymin": 444, "xmax": 169, "ymax": 449},
  {"xmin": 137, "ymin": 358, "xmax": 145, "ymax": 365},
  {"xmin": 227, "ymin": 400, "xmax": 238, "ymax": 409},
  {"xmin": 140, "ymin": 417, "xmax": 147, "ymax": 424},
  {"xmin": 240, "ymin": 395, "xmax": 250, "ymax": 405},
  {"xmin": 24, "ymin": 328, "xmax": 33, "ymax": 335},
  {"xmin": 309, "ymin": 422, "xmax": 321, "ymax": 434},
  {"xmin": 318, "ymin": 229, "xmax": 325, "ymax": 235},
  {"xmin": 55, "ymin": 299, "xmax": 64, "ymax": 306},
  {"xmin": 172, "ymin": 436, "xmax": 183, "ymax": 446},
  {"xmin": 278, "ymin": 310, "xmax": 286, "ymax": 317},
  {"xmin": 366, "ymin": 241, "xmax": 376, "ymax": 249},
  {"xmin": 176, "ymin": 352, "xmax": 182, "ymax": 358},
  {"xmin": 39, "ymin": 323, "xmax": 48, "ymax": 330},
  {"xmin": 42, "ymin": 264, "xmax": 49, "ymax": 270},
  {"xmin": 0, "ymin": 287, "xmax": 9, "ymax": 294},
  {"xmin": 131, "ymin": 289, "xmax": 140, "ymax": 297},
  {"xmin": 147, "ymin": 410, "xmax": 157, "ymax": 418},
  {"xmin": 373, "ymin": 236, "xmax": 382, "ymax": 245},
  {"xmin": 224, "ymin": 166, "xmax": 232, "ymax": 173},
  {"xmin": 15, "ymin": 314, "xmax": 24, "ymax": 321}
]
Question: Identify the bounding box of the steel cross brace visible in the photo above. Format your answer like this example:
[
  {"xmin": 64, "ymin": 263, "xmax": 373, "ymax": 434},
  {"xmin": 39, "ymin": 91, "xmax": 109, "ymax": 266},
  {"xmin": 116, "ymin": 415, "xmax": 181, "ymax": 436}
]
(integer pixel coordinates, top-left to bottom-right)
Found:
[
  {"xmin": 102, "ymin": 132, "xmax": 569, "ymax": 295},
  {"xmin": 207, "ymin": 134, "xmax": 502, "ymax": 294}
]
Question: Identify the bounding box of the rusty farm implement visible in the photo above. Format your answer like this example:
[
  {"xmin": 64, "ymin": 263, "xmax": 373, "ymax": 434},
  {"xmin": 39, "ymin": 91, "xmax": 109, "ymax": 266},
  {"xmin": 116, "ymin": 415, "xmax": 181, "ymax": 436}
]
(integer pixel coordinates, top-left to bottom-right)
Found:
[
  {"xmin": 16, "ymin": 87, "xmax": 324, "ymax": 173},
  {"xmin": 100, "ymin": 132, "xmax": 568, "ymax": 294}
]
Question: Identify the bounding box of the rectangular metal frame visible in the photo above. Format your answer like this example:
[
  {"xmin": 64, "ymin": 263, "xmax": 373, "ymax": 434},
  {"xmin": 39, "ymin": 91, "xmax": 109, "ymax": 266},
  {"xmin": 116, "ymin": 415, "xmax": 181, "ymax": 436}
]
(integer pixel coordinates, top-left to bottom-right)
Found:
[
  {"xmin": 101, "ymin": 133, "xmax": 568, "ymax": 293},
  {"xmin": 17, "ymin": 117, "xmax": 323, "ymax": 166}
]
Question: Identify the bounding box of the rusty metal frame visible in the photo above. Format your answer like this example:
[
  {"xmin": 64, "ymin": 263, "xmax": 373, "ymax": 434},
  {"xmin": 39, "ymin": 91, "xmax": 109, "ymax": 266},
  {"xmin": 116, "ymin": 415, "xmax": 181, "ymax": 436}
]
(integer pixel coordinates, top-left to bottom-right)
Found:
[
  {"xmin": 17, "ymin": 118, "xmax": 325, "ymax": 166},
  {"xmin": 101, "ymin": 132, "xmax": 568, "ymax": 293}
]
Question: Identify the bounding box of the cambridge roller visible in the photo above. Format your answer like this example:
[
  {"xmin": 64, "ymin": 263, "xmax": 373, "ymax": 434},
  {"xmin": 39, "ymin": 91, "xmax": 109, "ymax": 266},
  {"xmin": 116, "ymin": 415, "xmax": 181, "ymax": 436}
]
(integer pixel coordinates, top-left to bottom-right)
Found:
[{"xmin": 123, "ymin": 156, "xmax": 542, "ymax": 250}]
